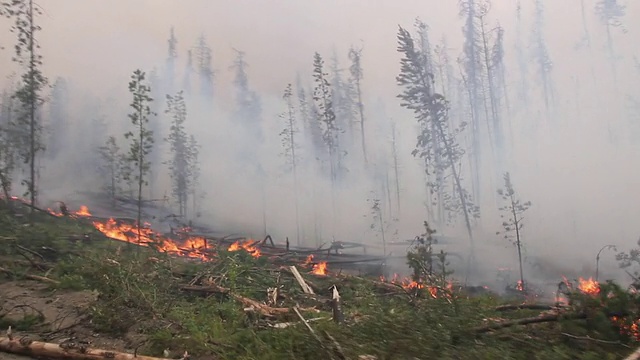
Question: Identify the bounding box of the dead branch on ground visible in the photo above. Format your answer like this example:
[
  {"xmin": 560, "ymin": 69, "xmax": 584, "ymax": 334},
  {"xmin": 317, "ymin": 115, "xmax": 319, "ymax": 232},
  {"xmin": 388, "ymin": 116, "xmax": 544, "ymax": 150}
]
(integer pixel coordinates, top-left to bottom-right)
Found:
[
  {"xmin": 0, "ymin": 336, "xmax": 172, "ymax": 360},
  {"xmin": 474, "ymin": 313, "xmax": 587, "ymax": 334},
  {"xmin": 0, "ymin": 266, "xmax": 59, "ymax": 285},
  {"xmin": 495, "ymin": 304, "xmax": 562, "ymax": 311}
]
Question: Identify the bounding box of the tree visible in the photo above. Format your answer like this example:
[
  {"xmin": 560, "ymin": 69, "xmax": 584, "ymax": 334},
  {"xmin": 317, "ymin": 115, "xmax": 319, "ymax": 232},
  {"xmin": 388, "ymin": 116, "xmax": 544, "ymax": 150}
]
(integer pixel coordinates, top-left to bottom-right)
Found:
[
  {"xmin": 165, "ymin": 27, "xmax": 178, "ymax": 92},
  {"xmin": 595, "ymin": 0, "xmax": 626, "ymax": 89},
  {"xmin": 390, "ymin": 122, "xmax": 402, "ymax": 216},
  {"xmin": 497, "ymin": 172, "xmax": 531, "ymax": 292},
  {"xmin": 124, "ymin": 69, "xmax": 155, "ymax": 243},
  {"xmin": 296, "ymin": 74, "xmax": 324, "ymax": 159},
  {"xmin": 458, "ymin": 0, "xmax": 484, "ymax": 203},
  {"xmin": 367, "ymin": 195, "xmax": 397, "ymax": 262},
  {"xmin": 193, "ymin": 35, "xmax": 214, "ymax": 101},
  {"xmin": 312, "ymin": 52, "xmax": 340, "ymax": 182},
  {"xmin": 46, "ymin": 77, "xmax": 68, "ymax": 160},
  {"xmin": 97, "ymin": 136, "xmax": 123, "ymax": 208},
  {"xmin": 9, "ymin": 0, "xmax": 48, "ymax": 210},
  {"xmin": 313, "ymin": 52, "xmax": 343, "ymax": 237},
  {"xmin": 165, "ymin": 90, "xmax": 193, "ymax": 219},
  {"xmin": 279, "ymin": 84, "xmax": 301, "ymax": 245},
  {"xmin": 329, "ymin": 50, "xmax": 356, "ymax": 152},
  {"xmin": 182, "ymin": 50, "xmax": 193, "ymax": 96},
  {"xmin": 514, "ymin": 0, "xmax": 530, "ymax": 111},
  {"xmin": 187, "ymin": 134, "xmax": 201, "ymax": 219},
  {"xmin": 0, "ymin": 91, "xmax": 17, "ymax": 204},
  {"xmin": 230, "ymin": 49, "xmax": 262, "ymax": 140},
  {"xmin": 0, "ymin": 125, "xmax": 16, "ymax": 204},
  {"xmin": 348, "ymin": 45, "xmax": 367, "ymax": 164},
  {"xmin": 476, "ymin": 4, "xmax": 506, "ymax": 168},
  {"xmin": 531, "ymin": 0, "xmax": 555, "ymax": 116},
  {"xmin": 396, "ymin": 25, "xmax": 479, "ymax": 259}
]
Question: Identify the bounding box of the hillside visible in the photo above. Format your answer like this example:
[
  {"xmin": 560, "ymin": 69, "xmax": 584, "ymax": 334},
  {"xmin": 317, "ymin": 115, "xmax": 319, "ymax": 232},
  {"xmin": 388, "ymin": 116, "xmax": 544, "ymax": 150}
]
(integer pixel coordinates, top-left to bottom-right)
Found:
[{"xmin": 0, "ymin": 200, "xmax": 638, "ymax": 360}]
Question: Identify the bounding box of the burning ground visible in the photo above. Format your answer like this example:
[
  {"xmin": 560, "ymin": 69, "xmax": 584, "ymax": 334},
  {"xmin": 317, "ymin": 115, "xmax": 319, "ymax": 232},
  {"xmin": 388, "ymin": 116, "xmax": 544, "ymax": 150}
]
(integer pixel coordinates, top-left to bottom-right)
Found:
[{"xmin": 1, "ymin": 201, "xmax": 640, "ymax": 359}]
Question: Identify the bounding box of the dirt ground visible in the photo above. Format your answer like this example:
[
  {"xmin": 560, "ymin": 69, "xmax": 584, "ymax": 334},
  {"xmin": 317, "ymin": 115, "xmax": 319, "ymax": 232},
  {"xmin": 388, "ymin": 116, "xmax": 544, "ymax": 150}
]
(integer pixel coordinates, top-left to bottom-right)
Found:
[{"xmin": 0, "ymin": 280, "xmax": 136, "ymax": 359}]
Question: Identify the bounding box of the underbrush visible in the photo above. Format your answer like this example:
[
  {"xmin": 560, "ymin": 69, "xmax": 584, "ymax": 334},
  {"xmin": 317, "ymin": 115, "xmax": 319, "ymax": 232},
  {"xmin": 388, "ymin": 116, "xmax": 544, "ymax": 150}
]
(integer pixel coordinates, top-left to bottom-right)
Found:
[{"xmin": 0, "ymin": 204, "xmax": 637, "ymax": 359}]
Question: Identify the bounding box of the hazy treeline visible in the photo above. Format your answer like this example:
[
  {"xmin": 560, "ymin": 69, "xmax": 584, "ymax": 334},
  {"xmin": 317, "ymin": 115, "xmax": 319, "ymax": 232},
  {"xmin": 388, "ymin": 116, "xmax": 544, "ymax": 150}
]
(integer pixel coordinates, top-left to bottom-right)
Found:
[{"xmin": 0, "ymin": 1, "xmax": 638, "ymax": 272}]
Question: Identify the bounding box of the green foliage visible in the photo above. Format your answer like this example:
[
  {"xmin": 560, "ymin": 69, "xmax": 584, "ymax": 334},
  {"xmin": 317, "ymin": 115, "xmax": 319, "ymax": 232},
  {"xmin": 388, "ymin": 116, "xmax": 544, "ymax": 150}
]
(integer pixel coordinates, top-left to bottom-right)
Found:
[
  {"xmin": 497, "ymin": 172, "xmax": 531, "ymax": 290},
  {"xmin": 97, "ymin": 136, "xmax": 124, "ymax": 205},
  {"xmin": 278, "ymin": 83, "xmax": 299, "ymax": 171},
  {"xmin": 0, "ymin": 208, "xmax": 638, "ymax": 359},
  {"xmin": 407, "ymin": 221, "xmax": 453, "ymax": 290},
  {"xmin": 124, "ymin": 69, "xmax": 155, "ymax": 186},
  {"xmin": 8, "ymin": 0, "xmax": 48, "ymax": 208},
  {"xmin": 165, "ymin": 90, "xmax": 199, "ymax": 219},
  {"xmin": 312, "ymin": 51, "xmax": 341, "ymax": 181},
  {"xmin": 124, "ymin": 69, "xmax": 155, "ymax": 238},
  {"xmin": 396, "ymin": 25, "xmax": 479, "ymax": 240}
]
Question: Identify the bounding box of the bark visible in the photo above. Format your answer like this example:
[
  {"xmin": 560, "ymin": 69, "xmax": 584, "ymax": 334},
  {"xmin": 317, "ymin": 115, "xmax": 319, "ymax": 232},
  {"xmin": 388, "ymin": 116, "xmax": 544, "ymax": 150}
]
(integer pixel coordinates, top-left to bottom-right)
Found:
[
  {"xmin": 474, "ymin": 313, "xmax": 587, "ymax": 333},
  {"xmin": 0, "ymin": 266, "xmax": 59, "ymax": 285},
  {"xmin": 179, "ymin": 284, "xmax": 292, "ymax": 317},
  {"xmin": 0, "ymin": 336, "xmax": 170, "ymax": 360},
  {"xmin": 495, "ymin": 304, "xmax": 559, "ymax": 311}
]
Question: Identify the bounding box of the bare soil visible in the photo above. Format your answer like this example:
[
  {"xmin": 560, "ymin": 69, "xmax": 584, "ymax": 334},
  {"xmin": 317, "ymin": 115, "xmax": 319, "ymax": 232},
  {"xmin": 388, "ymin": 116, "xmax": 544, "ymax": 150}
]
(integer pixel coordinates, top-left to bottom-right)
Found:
[{"xmin": 0, "ymin": 280, "xmax": 140, "ymax": 359}]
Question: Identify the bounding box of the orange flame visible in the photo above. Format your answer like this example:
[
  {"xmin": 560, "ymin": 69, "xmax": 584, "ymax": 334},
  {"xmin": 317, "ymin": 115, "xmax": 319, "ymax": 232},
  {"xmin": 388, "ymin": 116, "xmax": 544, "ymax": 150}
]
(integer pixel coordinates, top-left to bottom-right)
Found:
[
  {"xmin": 227, "ymin": 239, "xmax": 261, "ymax": 258},
  {"xmin": 379, "ymin": 273, "xmax": 454, "ymax": 299},
  {"xmin": 577, "ymin": 277, "xmax": 600, "ymax": 295},
  {"xmin": 311, "ymin": 261, "xmax": 327, "ymax": 275},
  {"xmin": 75, "ymin": 205, "xmax": 92, "ymax": 217},
  {"xmin": 303, "ymin": 254, "xmax": 314, "ymax": 266}
]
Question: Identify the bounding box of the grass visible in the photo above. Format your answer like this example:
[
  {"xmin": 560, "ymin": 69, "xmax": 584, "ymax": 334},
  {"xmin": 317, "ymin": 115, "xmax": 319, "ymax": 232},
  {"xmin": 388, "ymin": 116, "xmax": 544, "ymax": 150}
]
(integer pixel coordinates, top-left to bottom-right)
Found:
[{"xmin": 0, "ymin": 202, "xmax": 637, "ymax": 359}]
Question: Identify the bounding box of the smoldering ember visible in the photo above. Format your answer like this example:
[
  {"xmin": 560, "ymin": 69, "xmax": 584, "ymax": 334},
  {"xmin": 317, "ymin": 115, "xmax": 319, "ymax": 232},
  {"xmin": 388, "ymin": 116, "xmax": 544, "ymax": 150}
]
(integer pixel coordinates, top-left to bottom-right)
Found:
[{"xmin": 0, "ymin": 1, "xmax": 640, "ymax": 359}]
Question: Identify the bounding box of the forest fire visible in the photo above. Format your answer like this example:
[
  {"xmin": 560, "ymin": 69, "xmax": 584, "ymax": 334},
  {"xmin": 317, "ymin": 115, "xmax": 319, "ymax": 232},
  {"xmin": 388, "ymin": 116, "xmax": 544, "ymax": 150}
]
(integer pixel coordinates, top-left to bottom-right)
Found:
[
  {"xmin": 303, "ymin": 255, "xmax": 328, "ymax": 275},
  {"xmin": 577, "ymin": 277, "xmax": 600, "ymax": 295},
  {"xmin": 312, "ymin": 261, "xmax": 328, "ymax": 275},
  {"xmin": 227, "ymin": 239, "xmax": 261, "ymax": 257},
  {"xmin": 379, "ymin": 274, "xmax": 454, "ymax": 299},
  {"xmin": 39, "ymin": 204, "xmax": 213, "ymax": 260},
  {"xmin": 90, "ymin": 217, "xmax": 211, "ymax": 260},
  {"xmin": 75, "ymin": 205, "xmax": 92, "ymax": 217}
]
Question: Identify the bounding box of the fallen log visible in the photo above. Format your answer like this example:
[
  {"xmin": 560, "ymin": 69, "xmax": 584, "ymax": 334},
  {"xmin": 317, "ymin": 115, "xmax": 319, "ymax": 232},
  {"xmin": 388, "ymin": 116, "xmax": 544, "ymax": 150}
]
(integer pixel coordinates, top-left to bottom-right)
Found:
[
  {"xmin": 495, "ymin": 304, "xmax": 561, "ymax": 312},
  {"xmin": 474, "ymin": 313, "xmax": 588, "ymax": 333},
  {"xmin": 0, "ymin": 266, "xmax": 59, "ymax": 285},
  {"xmin": 179, "ymin": 284, "xmax": 292, "ymax": 317},
  {"xmin": 0, "ymin": 336, "xmax": 171, "ymax": 360},
  {"xmin": 290, "ymin": 266, "xmax": 315, "ymax": 294},
  {"xmin": 277, "ymin": 266, "xmax": 323, "ymax": 294},
  {"xmin": 626, "ymin": 346, "xmax": 640, "ymax": 360}
]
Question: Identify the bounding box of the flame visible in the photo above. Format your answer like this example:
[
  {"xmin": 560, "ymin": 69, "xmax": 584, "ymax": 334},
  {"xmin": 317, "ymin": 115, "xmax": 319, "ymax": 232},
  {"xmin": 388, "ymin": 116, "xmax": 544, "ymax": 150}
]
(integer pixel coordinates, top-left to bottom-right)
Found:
[
  {"xmin": 577, "ymin": 277, "xmax": 600, "ymax": 295},
  {"xmin": 612, "ymin": 316, "xmax": 640, "ymax": 340},
  {"xmin": 47, "ymin": 208, "xmax": 64, "ymax": 217},
  {"xmin": 311, "ymin": 261, "xmax": 327, "ymax": 275},
  {"xmin": 227, "ymin": 239, "xmax": 261, "ymax": 258},
  {"xmin": 303, "ymin": 254, "xmax": 314, "ymax": 266},
  {"xmin": 75, "ymin": 205, "xmax": 92, "ymax": 217},
  {"xmin": 379, "ymin": 273, "xmax": 454, "ymax": 298}
]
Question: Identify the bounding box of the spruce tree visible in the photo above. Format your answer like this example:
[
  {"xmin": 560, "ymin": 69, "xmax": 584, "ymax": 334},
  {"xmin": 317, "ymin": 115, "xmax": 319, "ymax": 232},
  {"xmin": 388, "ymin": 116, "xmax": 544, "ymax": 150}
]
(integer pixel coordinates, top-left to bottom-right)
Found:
[
  {"xmin": 497, "ymin": 172, "xmax": 531, "ymax": 291},
  {"xmin": 124, "ymin": 69, "xmax": 155, "ymax": 243},
  {"xmin": 9, "ymin": 0, "xmax": 48, "ymax": 210},
  {"xmin": 396, "ymin": 25, "xmax": 479, "ymax": 260},
  {"xmin": 279, "ymin": 84, "xmax": 301, "ymax": 245},
  {"xmin": 348, "ymin": 45, "xmax": 367, "ymax": 164},
  {"xmin": 97, "ymin": 136, "xmax": 123, "ymax": 208},
  {"xmin": 165, "ymin": 90, "xmax": 193, "ymax": 219},
  {"xmin": 312, "ymin": 52, "xmax": 339, "ymax": 182}
]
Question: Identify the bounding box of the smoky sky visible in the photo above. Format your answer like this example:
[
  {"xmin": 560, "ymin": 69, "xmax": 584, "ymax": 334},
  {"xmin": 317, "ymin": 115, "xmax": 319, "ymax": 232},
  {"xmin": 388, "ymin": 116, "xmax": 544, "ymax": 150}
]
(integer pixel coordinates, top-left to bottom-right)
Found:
[{"xmin": 1, "ymin": 0, "xmax": 640, "ymax": 279}]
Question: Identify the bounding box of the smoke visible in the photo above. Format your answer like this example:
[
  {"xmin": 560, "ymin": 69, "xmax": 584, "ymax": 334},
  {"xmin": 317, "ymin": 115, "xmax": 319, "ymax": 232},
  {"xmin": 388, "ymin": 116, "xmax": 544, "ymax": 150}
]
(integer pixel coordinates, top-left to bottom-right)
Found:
[{"xmin": 0, "ymin": 0, "xmax": 639, "ymax": 286}]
